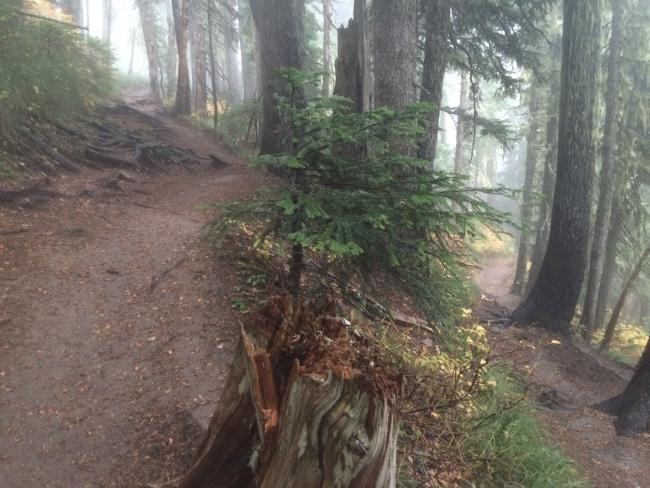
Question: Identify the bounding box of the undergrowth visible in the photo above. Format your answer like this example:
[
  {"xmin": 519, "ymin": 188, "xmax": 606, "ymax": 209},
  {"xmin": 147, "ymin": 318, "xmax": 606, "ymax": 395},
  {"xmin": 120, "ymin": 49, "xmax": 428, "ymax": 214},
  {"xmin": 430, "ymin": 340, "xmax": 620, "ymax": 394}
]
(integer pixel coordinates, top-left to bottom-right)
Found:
[
  {"xmin": 0, "ymin": 0, "xmax": 113, "ymax": 141},
  {"xmin": 388, "ymin": 320, "xmax": 586, "ymax": 488},
  {"xmin": 594, "ymin": 323, "xmax": 648, "ymax": 366}
]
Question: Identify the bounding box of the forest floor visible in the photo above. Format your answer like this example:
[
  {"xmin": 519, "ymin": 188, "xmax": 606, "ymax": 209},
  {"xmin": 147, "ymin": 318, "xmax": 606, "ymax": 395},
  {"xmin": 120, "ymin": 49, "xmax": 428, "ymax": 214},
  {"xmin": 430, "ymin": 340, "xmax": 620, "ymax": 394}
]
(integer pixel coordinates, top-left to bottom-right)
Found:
[
  {"xmin": 2, "ymin": 96, "xmax": 650, "ymax": 488},
  {"xmin": 0, "ymin": 95, "xmax": 272, "ymax": 487},
  {"xmin": 476, "ymin": 257, "xmax": 650, "ymax": 488}
]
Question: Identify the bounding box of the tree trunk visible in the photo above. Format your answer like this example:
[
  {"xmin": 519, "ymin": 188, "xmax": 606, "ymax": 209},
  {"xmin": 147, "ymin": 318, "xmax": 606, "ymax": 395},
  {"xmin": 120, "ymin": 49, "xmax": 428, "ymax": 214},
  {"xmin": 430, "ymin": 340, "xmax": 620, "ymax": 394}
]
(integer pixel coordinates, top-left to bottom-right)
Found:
[
  {"xmin": 102, "ymin": 0, "xmax": 111, "ymax": 43},
  {"xmin": 599, "ymin": 247, "xmax": 650, "ymax": 352},
  {"xmin": 454, "ymin": 70, "xmax": 469, "ymax": 174},
  {"xmin": 594, "ymin": 196, "xmax": 624, "ymax": 328},
  {"xmin": 582, "ymin": 0, "xmax": 624, "ymax": 341},
  {"xmin": 322, "ymin": 0, "xmax": 332, "ymax": 97},
  {"xmin": 249, "ymin": 0, "xmax": 305, "ymax": 154},
  {"xmin": 372, "ymin": 0, "xmax": 417, "ymax": 111},
  {"xmin": 599, "ymin": 333, "xmax": 650, "ymax": 435},
  {"xmin": 166, "ymin": 0, "xmax": 178, "ymax": 100},
  {"xmin": 207, "ymin": 0, "xmax": 219, "ymax": 130},
  {"xmin": 150, "ymin": 296, "xmax": 400, "ymax": 488},
  {"xmin": 512, "ymin": 0, "xmax": 601, "ymax": 334},
  {"xmin": 240, "ymin": 10, "xmax": 257, "ymax": 100},
  {"xmin": 190, "ymin": 0, "xmax": 208, "ymax": 114},
  {"xmin": 128, "ymin": 27, "xmax": 136, "ymax": 74},
  {"xmin": 418, "ymin": 0, "xmax": 451, "ymax": 165},
  {"xmin": 526, "ymin": 65, "xmax": 560, "ymax": 296},
  {"xmin": 224, "ymin": 0, "xmax": 243, "ymax": 106},
  {"xmin": 333, "ymin": 0, "xmax": 369, "ymax": 114},
  {"xmin": 137, "ymin": 0, "xmax": 163, "ymax": 103},
  {"xmin": 511, "ymin": 82, "xmax": 541, "ymax": 295},
  {"xmin": 172, "ymin": 0, "xmax": 192, "ymax": 115}
]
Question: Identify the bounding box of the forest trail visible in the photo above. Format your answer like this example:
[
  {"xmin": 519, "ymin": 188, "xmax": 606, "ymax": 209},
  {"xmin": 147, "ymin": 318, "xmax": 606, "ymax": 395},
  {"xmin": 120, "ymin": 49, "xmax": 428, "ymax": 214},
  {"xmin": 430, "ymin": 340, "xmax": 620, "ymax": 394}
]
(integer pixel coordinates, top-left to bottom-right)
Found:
[
  {"xmin": 477, "ymin": 257, "xmax": 650, "ymax": 488},
  {"xmin": 0, "ymin": 97, "xmax": 270, "ymax": 487}
]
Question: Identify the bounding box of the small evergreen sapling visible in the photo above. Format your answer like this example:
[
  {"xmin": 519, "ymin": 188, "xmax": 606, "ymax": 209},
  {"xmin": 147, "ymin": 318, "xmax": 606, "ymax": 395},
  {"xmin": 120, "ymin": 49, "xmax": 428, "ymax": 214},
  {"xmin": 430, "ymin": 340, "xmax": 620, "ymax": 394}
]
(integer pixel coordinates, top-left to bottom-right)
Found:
[{"xmin": 213, "ymin": 70, "xmax": 507, "ymax": 322}]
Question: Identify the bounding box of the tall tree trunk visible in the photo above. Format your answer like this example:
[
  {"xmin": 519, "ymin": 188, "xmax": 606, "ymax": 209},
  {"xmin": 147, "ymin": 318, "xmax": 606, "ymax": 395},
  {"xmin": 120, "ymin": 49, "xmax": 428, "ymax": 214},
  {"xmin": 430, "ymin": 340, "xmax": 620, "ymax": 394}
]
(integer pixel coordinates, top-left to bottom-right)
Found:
[
  {"xmin": 240, "ymin": 10, "xmax": 257, "ymax": 100},
  {"xmin": 600, "ymin": 247, "xmax": 650, "ymax": 353},
  {"xmin": 172, "ymin": 0, "xmax": 192, "ymax": 115},
  {"xmin": 166, "ymin": 1, "xmax": 178, "ymax": 100},
  {"xmin": 249, "ymin": 0, "xmax": 305, "ymax": 154},
  {"xmin": 224, "ymin": 0, "xmax": 242, "ymax": 106},
  {"xmin": 190, "ymin": 0, "xmax": 208, "ymax": 114},
  {"xmin": 454, "ymin": 70, "xmax": 469, "ymax": 174},
  {"xmin": 511, "ymin": 82, "xmax": 541, "ymax": 295},
  {"xmin": 128, "ymin": 27, "xmax": 137, "ymax": 74},
  {"xmin": 512, "ymin": 0, "xmax": 601, "ymax": 334},
  {"xmin": 372, "ymin": 0, "xmax": 417, "ymax": 111},
  {"xmin": 150, "ymin": 297, "xmax": 400, "ymax": 487},
  {"xmin": 207, "ymin": 0, "xmax": 219, "ymax": 130},
  {"xmin": 526, "ymin": 69, "xmax": 560, "ymax": 296},
  {"xmin": 594, "ymin": 196, "xmax": 624, "ymax": 328},
  {"xmin": 137, "ymin": 0, "xmax": 163, "ymax": 103},
  {"xmin": 582, "ymin": 0, "xmax": 624, "ymax": 341},
  {"xmin": 418, "ymin": 0, "xmax": 451, "ymax": 165},
  {"xmin": 322, "ymin": 0, "xmax": 332, "ymax": 97},
  {"xmin": 333, "ymin": 0, "xmax": 369, "ymax": 114},
  {"xmin": 102, "ymin": 0, "xmax": 111, "ymax": 43}
]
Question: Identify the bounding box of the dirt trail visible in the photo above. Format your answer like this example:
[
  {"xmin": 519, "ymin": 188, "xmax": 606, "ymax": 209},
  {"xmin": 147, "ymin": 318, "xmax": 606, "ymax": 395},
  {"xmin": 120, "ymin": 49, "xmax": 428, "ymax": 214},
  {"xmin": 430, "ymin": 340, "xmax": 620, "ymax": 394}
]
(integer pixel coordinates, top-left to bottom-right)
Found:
[
  {"xmin": 477, "ymin": 257, "xmax": 650, "ymax": 488},
  {"xmin": 0, "ymin": 98, "xmax": 270, "ymax": 487}
]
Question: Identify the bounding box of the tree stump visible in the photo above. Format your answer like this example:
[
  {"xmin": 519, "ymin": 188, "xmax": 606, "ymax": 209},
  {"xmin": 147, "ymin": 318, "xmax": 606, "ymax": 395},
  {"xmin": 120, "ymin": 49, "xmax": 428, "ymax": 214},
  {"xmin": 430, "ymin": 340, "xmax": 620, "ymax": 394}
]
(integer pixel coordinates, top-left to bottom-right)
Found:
[{"xmin": 152, "ymin": 295, "xmax": 400, "ymax": 488}]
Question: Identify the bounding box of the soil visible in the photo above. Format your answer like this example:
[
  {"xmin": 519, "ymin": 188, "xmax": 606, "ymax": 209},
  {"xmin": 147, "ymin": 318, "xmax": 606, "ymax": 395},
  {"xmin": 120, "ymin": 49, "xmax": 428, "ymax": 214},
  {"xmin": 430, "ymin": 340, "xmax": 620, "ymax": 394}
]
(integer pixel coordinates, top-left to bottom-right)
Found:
[
  {"xmin": 476, "ymin": 256, "xmax": 650, "ymax": 488},
  {"xmin": 0, "ymin": 96, "xmax": 271, "ymax": 487}
]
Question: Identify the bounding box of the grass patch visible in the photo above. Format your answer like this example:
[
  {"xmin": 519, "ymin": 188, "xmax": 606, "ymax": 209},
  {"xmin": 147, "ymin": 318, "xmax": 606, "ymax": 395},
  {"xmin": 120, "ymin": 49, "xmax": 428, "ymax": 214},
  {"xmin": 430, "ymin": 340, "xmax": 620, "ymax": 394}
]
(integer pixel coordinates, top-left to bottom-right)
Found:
[
  {"xmin": 468, "ymin": 367, "xmax": 586, "ymax": 488},
  {"xmin": 388, "ymin": 319, "xmax": 585, "ymax": 487}
]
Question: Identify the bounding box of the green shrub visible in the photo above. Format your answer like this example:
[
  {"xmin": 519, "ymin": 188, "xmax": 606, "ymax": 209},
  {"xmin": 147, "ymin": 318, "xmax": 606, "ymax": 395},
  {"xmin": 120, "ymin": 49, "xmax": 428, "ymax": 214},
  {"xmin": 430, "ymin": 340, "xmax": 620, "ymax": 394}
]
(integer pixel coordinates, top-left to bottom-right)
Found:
[{"xmin": 0, "ymin": 1, "xmax": 113, "ymax": 139}]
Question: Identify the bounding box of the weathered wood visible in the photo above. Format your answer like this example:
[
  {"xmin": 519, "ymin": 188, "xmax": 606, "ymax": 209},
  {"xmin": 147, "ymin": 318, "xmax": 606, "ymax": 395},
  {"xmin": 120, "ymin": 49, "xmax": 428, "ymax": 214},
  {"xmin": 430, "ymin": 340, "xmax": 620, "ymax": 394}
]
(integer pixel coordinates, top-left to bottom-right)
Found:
[{"xmin": 152, "ymin": 296, "xmax": 400, "ymax": 488}]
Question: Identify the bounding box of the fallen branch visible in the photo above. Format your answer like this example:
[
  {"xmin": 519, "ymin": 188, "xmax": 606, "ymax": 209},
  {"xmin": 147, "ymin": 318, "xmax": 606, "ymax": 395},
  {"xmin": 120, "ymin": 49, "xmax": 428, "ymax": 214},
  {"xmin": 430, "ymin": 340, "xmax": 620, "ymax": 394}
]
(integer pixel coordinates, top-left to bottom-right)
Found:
[{"xmin": 0, "ymin": 228, "xmax": 30, "ymax": 236}]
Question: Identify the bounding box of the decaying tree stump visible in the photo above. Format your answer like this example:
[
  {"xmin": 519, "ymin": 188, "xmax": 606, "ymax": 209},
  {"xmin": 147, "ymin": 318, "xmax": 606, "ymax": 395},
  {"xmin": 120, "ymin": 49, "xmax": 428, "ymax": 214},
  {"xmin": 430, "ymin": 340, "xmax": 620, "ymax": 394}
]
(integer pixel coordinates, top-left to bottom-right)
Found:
[{"xmin": 152, "ymin": 295, "xmax": 400, "ymax": 488}]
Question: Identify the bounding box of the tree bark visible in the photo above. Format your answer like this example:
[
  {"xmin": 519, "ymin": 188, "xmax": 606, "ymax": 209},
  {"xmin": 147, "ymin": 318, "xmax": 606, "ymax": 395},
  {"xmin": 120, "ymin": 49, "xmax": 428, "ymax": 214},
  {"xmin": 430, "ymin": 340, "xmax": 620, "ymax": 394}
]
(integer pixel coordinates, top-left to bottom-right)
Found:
[
  {"xmin": 526, "ymin": 65, "xmax": 560, "ymax": 296},
  {"xmin": 454, "ymin": 70, "xmax": 469, "ymax": 174},
  {"xmin": 190, "ymin": 0, "xmax": 208, "ymax": 114},
  {"xmin": 166, "ymin": 0, "xmax": 178, "ymax": 99},
  {"xmin": 333, "ymin": 0, "xmax": 369, "ymax": 114},
  {"xmin": 102, "ymin": 0, "xmax": 111, "ymax": 43},
  {"xmin": 224, "ymin": 0, "xmax": 243, "ymax": 106},
  {"xmin": 240, "ymin": 9, "xmax": 257, "ymax": 100},
  {"xmin": 207, "ymin": 0, "xmax": 219, "ymax": 130},
  {"xmin": 599, "ymin": 247, "xmax": 650, "ymax": 352},
  {"xmin": 512, "ymin": 0, "xmax": 601, "ymax": 334},
  {"xmin": 599, "ymin": 333, "xmax": 650, "ymax": 435},
  {"xmin": 582, "ymin": 0, "xmax": 624, "ymax": 341},
  {"xmin": 594, "ymin": 196, "xmax": 624, "ymax": 328},
  {"xmin": 322, "ymin": 0, "xmax": 332, "ymax": 97},
  {"xmin": 151, "ymin": 296, "xmax": 400, "ymax": 488},
  {"xmin": 418, "ymin": 0, "xmax": 451, "ymax": 165},
  {"xmin": 372, "ymin": 0, "xmax": 417, "ymax": 111},
  {"xmin": 128, "ymin": 28, "xmax": 136, "ymax": 75},
  {"xmin": 249, "ymin": 0, "xmax": 305, "ymax": 154},
  {"xmin": 511, "ymin": 81, "xmax": 541, "ymax": 295},
  {"xmin": 172, "ymin": 0, "xmax": 192, "ymax": 115},
  {"xmin": 137, "ymin": 0, "xmax": 163, "ymax": 103}
]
